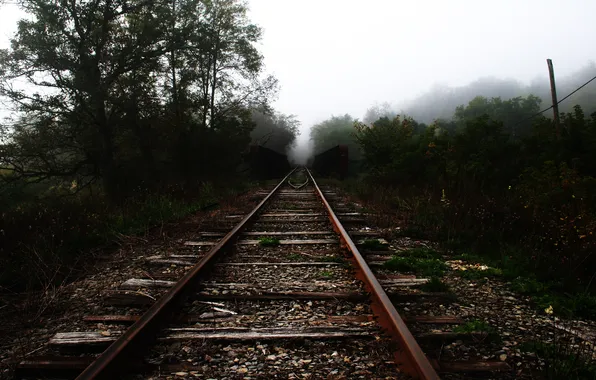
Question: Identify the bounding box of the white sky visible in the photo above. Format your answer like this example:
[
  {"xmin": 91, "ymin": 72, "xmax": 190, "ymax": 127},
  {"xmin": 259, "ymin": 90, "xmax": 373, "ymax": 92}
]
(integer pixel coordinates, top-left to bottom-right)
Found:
[
  {"xmin": 1, "ymin": 0, "xmax": 595, "ymax": 136},
  {"xmin": 248, "ymin": 0, "xmax": 596, "ymax": 134}
]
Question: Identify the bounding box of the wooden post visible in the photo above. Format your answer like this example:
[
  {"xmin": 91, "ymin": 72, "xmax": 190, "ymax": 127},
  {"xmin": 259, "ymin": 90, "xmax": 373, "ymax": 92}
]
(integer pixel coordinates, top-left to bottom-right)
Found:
[{"xmin": 546, "ymin": 59, "xmax": 560, "ymax": 138}]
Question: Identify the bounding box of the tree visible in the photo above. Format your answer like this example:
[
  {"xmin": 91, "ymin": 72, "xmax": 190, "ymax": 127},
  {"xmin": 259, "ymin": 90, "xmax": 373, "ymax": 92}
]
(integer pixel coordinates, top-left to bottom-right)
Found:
[
  {"xmin": 250, "ymin": 110, "xmax": 299, "ymax": 154},
  {"xmin": 309, "ymin": 114, "xmax": 361, "ymax": 159},
  {"xmin": 454, "ymin": 95, "xmax": 542, "ymax": 138},
  {"xmin": 0, "ymin": 0, "xmax": 277, "ymax": 199}
]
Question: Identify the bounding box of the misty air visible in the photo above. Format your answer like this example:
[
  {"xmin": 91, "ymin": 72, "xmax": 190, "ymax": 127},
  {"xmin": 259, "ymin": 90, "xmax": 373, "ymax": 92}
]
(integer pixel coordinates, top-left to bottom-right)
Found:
[{"xmin": 1, "ymin": 0, "xmax": 595, "ymax": 379}]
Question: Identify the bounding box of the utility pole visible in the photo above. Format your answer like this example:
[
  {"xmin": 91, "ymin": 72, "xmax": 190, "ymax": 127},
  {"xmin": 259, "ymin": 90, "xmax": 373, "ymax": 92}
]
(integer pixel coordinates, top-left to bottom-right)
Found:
[{"xmin": 546, "ymin": 59, "xmax": 560, "ymax": 138}]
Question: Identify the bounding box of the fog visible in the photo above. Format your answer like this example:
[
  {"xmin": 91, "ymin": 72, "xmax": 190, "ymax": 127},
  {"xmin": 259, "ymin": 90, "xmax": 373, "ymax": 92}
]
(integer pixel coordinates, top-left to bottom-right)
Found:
[
  {"xmin": 0, "ymin": 0, "xmax": 594, "ymax": 161},
  {"xmin": 248, "ymin": 0, "xmax": 596, "ymax": 157}
]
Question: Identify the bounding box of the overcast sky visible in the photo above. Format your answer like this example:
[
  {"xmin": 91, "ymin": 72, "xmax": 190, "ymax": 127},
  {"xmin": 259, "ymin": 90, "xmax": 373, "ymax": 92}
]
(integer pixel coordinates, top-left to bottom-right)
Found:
[
  {"xmin": 249, "ymin": 0, "xmax": 596, "ymax": 136},
  {"xmin": 1, "ymin": 0, "xmax": 595, "ymax": 135}
]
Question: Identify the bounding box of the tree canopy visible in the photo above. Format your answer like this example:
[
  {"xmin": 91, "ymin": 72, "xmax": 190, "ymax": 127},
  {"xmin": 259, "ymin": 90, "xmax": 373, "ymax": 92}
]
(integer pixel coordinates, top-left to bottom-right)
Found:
[{"xmin": 0, "ymin": 0, "xmax": 277, "ymax": 200}]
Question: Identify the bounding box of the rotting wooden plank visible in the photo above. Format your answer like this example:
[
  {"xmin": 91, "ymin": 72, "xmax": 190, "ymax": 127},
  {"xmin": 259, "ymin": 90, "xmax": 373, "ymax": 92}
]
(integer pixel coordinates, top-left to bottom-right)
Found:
[
  {"xmin": 82, "ymin": 313, "xmax": 462, "ymax": 326},
  {"xmin": 381, "ymin": 278, "xmax": 429, "ymax": 285},
  {"xmin": 50, "ymin": 332, "xmax": 120, "ymax": 347},
  {"xmin": 200, "ymin": 279, "xmax": 419, "ymax": 289},
  {"xmin": 430, "ymin": 360, "xmax": 511, "ymax": 373},
  {"xmin": 241, "ymin": 231, "xmax": 334, "ymax": 236},
  {"xmin": 235, "ymin": 239, "xmax": 338, "ymax": 245},
  {"xmin": 183, "ymin": 241, "xmax": 218, "ymax": 246},
  {"xmin": 194, "ymin": 291, "xmax": 369, "ymax": 301},
  {"xmin": 215, "ymin": 262, "xmax": 344, "ymax": 267},
  {"xmin": 83, "ymin": 312, "xmax": 234, "ymax": 325},
  {"xmin": 260, "ymin": 213, "xmax": 324, "ymax": 217},
  {"xmin": 120, "ymin": 279, "xmax": 176, "ymax": 290},
  {"xmin": 253, "ymin": 218, "xmax": 328, "ymax": 223},
  {"xmin": 405, "ymin": 316, "xmax": 464, "ymax": 324},
  {"xmin": 193, "ymin": 291, "xmax": 450, "ymax": 302},
  {"xmin": 145, "ymin": 254, "xmax": 198, "ymax": 261},
  {"xmin": 348, "ymin": 231, "xmax": 383, "ymax": 237},
  {"xmin": 49, "ymin": 327, "xmax": 374, "ymax": 349},
  {"xmin": 162, "ymin": 327, "xmax": 374, "ymax": 341},
  {"xmin": 145, "ymin": 259, "xmax": 195, "ymax": 266},
  {"xmin": 196, "ymin": 232, "xmax": 226, "ymax": 237}
]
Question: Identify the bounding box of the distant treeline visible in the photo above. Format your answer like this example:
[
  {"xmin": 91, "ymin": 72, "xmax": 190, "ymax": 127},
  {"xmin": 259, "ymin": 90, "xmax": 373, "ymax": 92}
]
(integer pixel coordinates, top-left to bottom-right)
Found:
[{"xmin": 372, "ymin": 62, "xmax": 596, "ymax": 124}]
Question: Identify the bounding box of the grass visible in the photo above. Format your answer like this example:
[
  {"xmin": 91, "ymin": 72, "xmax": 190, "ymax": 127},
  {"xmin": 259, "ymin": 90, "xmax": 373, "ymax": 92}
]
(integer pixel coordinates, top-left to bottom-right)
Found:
[
  {"xmin": 383, "ymin": 256, "xmax": 447, "ymax": 277},
  {"xmin": 258, "ymin": 237, "xmax": 280, "ymax": 247},
  {"xmin": 455, "ymin": 266, "xmax": 503, "ymax": 280},
  {"xmin": 319, "ymin": 270, "xmax": 333, "ymax": 279},
  {"xmin": 453, "ymin": 319, "xmax": 495, "ymax": 334},
  {"xmin": 287, "ymin": 253, "xmax": 303, "ymax": 261},
  {"xmin": 420, "ymin": 276, "xmax": 450, "ymax": 292},
  {"xmin": 359, "ymin": 239, "xmax": 389, "ymax": 251},
  {"xmin": 453, "ymin": 251, "xmax": 596, "ymax": 319},
  {"xmin": 453, "ymin": 319, "xmax": 500, "ymax": 341},
  {"xmin": 520, "ymin": 341, "xmax": 596, "ymax": 380},
  {"xmin": 399, "ymin": 247, "xmax": 442, "ymax": 259},
  {"xmin": 0, "ymin": 180, "xmax": 247, "ymax": 292}
]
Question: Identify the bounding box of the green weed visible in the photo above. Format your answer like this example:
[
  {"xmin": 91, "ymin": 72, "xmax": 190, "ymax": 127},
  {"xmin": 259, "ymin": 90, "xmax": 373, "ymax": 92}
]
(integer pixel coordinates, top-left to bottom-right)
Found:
[
  {"xmin": 383, "ymin": 256, "xmax": 447, "ymax": 277},
  {"xmin": 319, "ymin": 270, "xmax": 333, "ymax": 279},
  {"xmin": 320, "ymin": 255, "xmax": 346, "ymax": 264},
  {"xmin": 420, "ymin": 276, "xmax": 450, "ymax": 292},
  {"xmin": 360, "ymin": 239, "xmax": 388, "ymax": 251},
  {"xmin": 258, "ymin": 237, "xmax": 280, "ymax": 247},
  {"xmin": 287, "ymin": 253, "xmax": 303, "ymax": 261},
  {"xmin": 455, "ymin": 252, "xmax": 596, "ymax": 319},
  {"xmin": 453, "ymin": 319, "xmax": 495, "ymax": 334},
  {"xmin": 520, "ymin": 341, "xmax": 596, "ymax": 380},
  {"xmin": 398, "ymin": 247, "xmax": 442, "ymax": 259},
  {"xmin": 456, "ymin": 266, "xmax": 503, "ymax": 280}
]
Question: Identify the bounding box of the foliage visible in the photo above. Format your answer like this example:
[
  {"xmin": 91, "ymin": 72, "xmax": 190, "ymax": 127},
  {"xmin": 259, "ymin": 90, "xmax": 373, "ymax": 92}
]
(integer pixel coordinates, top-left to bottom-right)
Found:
[
  {"xmin": 319, "ymin": 270, "xmax": 333, "ymax": 279},
  {"xmin": 383, "ymin": 256, "xmax": 447, "ymax": 277},
  {"xmin": 0, "ymin": 0, "xmax": 277, "ymax": 201},
  {"xmin": 351, "ymin": 96, "xmax": 596, "ymax": 295},
  {"xmin": 309, "ymin": 114, "xmax": 361, "ymax": 159},
  {"xmin": 251, "ymin": 109, "xmax": 300, "ymax": 153},
  {"xmin": 520, "ymin": 341, "xmax": 596, "ymax": 380},
  {"xmin": 258, "ymin": 237, "xmax": 280, "ymax": 246},
  {"xmin": 359, "ymin": 239, "xmax": 388, "ymax": 250},
  {"xmin": 453, "ymin": 319, "xmax": 496, "ymax": 334},
  {"xmin": 0, "ymin": 180, "xmax": 236, "ymax": 291},
  {"xmin": 420, "ymin": 276, "xmax": 450, "ymax": 292},
  {"xmin": 398, "ymin": 248, "xmax": 442, "ymax": 260},
  {"xmin": 453, "ymin": 250, "xmax": 596, "ymax": 319},
  {"xmin": 455, "ymin": 266, "xmax": 503, "ymax": 280}
]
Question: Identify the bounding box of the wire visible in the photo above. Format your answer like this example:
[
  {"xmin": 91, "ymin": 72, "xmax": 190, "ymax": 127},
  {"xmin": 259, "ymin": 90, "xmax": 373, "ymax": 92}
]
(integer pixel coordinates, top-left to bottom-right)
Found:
[
  {"xmin": 513, "ymin": 74, "xmax": 596, "ymax": 127},
  {"xmin": 557, "ymin": 75, "xmax": 596, "ymax": 104}
]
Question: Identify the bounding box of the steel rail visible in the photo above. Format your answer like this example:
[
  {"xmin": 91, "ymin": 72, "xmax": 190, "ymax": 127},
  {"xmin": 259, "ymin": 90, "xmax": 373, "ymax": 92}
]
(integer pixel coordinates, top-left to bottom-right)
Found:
[
  {"xmin": 76, "ymin": 168, "xmax": 297, "ymax": 379},
  {"xmin": 306, "ymin": 168, "xmax": 439, "ymax": 380},
  {"xmin": 287, "ymin": 178, "xmax": 309, "ymax": 189}
]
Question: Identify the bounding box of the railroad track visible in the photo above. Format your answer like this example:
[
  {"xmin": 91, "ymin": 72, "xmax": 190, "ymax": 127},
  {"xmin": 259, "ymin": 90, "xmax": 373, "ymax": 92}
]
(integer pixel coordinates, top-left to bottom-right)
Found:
[{"xmin": 16, "ymin": 168, "xmax": 511, "ymax": 379}]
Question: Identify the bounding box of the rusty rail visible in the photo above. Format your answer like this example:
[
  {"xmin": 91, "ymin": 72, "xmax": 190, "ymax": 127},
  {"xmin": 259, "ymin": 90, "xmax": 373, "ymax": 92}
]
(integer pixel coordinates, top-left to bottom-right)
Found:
[
  {"xmin": 76, "ymin": 169, "xmax": 297, "ymax": 379},
  {"xmin": 306, "ymin": 168, "xmax": 440, "ymax": 380}
]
